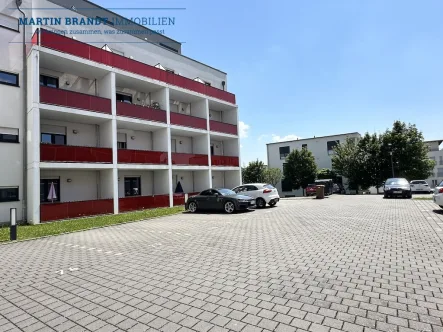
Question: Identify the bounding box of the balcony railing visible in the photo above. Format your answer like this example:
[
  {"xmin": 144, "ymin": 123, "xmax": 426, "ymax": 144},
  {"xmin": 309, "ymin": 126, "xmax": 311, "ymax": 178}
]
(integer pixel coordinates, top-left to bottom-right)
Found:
[
  {"xmin": 40, "ymin": 144, "xmax": 113, "ymax": 163},
  {"xmin": 119, "ymin": 195, "xmax": 169, "ymax": 212},
  {"xmin": 170, "ymin": 112, "xmax": 207, "ymax": 130},
  {"xmin": 40, "ymin": 199, "xmax": 113, "ymax": 222},
  {"xmin": 118, "ymin": 149, "xmax": 168, "ymax": 164},
  {"xmin": 116, "ymin": 102, "xmax": 167, "ymax": 123},
  {"xmin": 36, "ymin": 29, "xmax": 236, "ymax": 104},
  {"xmin": 211, "ymin": 155, "xmax": 240, "ymax": 167},
  {"xmin": 171, "ymin": 153, "xmax": 209, "ymax": 166},
  {"xmin": 209, "ymin": 120, "xmax": 238, "ymax": 135},
  {"xmin": 40, "ymin": 86, "xmax": 112, "ymax": 114}
]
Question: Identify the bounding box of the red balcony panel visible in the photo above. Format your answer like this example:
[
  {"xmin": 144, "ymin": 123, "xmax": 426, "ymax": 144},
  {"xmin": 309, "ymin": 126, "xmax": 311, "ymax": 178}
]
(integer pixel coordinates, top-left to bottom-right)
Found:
[
  {"xmin": 119, "ymin": 195, "xmax": 170, "ymax": 212},
  {"xmin": 116, "ymin": 102, "xmax": 167, "ymax": 123},
  {"xmin": 118, "ymin": 149, "xmax": 168, "ymax": 164},
  {"xmin": 40, "ymin": 86, "xmax": 112, "ymax": 114},
  {"xmin": 41, "ymin": 199, "xmax": 113, "ymax": 222},
  {"xmin": 211, "ymin": 155, "xmax": 240, "ymax": 167},
  {"xmin": 171, "ymin": 153, "xmax": 208, "ymax": 166},
  {"xmin": 40, "ymin": 144, "xmax": 112, "ymax": 163},
  {"xmin": 209, "ymin": 120, "xmax": 238, "ymax": 135},
  {"xmin": 38, "ymin": 29, "xmax": 236, "ymax": 104},
  {"xmin": 170, "ymin": 113, "xmax": 207, "ymax": 130}
]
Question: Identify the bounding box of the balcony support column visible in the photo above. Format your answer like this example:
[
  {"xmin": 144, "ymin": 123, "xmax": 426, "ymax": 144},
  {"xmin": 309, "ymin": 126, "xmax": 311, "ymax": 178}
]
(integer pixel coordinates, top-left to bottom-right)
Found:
[
  {"xmin": 204, "ymin": 99, "xmax": 213, "ymax": 188},
  {"xmin": 165, "ymin": 88, "xmax": 174, "ymax": 207}
]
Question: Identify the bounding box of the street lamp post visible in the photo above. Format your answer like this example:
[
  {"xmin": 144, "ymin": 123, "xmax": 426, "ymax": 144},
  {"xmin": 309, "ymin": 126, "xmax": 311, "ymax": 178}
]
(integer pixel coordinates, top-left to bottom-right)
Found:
[{"xmin": 388, "ymin": 144, "xmax": 395, "ymax": 178}]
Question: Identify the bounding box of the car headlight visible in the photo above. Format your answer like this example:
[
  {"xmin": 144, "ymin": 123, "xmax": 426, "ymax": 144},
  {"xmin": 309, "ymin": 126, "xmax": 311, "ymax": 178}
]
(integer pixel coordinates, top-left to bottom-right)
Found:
[{"xmin": 238, "ymin": 199, "xmax": 250, "ymax": 202}]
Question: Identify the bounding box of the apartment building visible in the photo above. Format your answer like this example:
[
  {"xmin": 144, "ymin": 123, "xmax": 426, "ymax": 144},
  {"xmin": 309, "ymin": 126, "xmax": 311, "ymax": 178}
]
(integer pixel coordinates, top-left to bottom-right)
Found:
[
  {"xmin": 425, "ymin": 140, "xmax": 443, "ymax": 188},
  {"xmin": 0, "ymin": 0, "xmax": 240, "ymax": 224},
  {"xmin": 266, "ymin": 133, "xmax": 361, "ymax": 196}
]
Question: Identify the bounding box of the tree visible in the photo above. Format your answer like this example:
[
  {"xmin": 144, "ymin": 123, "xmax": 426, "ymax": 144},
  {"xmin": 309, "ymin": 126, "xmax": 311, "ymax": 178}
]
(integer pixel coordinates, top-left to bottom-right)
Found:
[
  {"xmin": 317, "ymin": 168, "xmax": 337, "ymax": 181},
  {"xmin": 283, "ymin": 149, "xmax": 317, "ymax": 195},
  {"xmin": 242, "ymin": 160, "xmax": 266, "ymax": 184},
  {"xmin": 263, "ymin": 168, "xmax": 283, "ymax": 186},
  {"xmin": 379, "ymin": 121, "xmax": 435, "ymax": 180},
  {"xmin": 332, "ymin": 138, "xmax": 365, "ymax": 191},
  {"xmin": 357, "ymin": 133, "xmax": 384, "ymax": 192}
]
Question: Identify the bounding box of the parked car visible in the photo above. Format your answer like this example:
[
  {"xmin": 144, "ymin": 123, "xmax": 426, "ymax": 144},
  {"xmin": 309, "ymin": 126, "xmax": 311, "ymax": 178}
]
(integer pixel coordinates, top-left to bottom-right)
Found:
[
  {"xmin": 433, "ymin": 180, "xmax": 443, "ymax": 209},
  {"xmin": 383, "ymin": 178, "xmax": 412, "ymax": 198},
  {"xmin": 185, "ymin": 188, "xmax": 255, "ymax": 214},
  {"xmin": 410, "ymin": 180, "xmax": 432, "ymax": 194},
  {"xmin": 306, "ymin": 184, "xmax": 317, "ymax": 196},
  {"xmin": 232, "ymin": 183, "xmax": 280, "ymax": 208},
  {"xmin": 333, "ymin": 183, "xmax": 341, "ymax": 194}
]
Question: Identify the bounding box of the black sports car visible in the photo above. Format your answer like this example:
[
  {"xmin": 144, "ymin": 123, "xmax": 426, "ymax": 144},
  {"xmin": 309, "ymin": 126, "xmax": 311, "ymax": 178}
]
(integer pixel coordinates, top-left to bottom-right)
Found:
[{"xmin": 185, "ymin": 188, "xmax": 255, "ymax": 213}]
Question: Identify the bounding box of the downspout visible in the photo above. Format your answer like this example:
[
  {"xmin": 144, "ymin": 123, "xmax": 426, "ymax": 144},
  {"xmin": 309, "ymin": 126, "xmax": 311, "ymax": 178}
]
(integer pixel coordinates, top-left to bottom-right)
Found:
[{"xmin": 16, "ymin": 0, "xmax": 27, "ymax": 222}]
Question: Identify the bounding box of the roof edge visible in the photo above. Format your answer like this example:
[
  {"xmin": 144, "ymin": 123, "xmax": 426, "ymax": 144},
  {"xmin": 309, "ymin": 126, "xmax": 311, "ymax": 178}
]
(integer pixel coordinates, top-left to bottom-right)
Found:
[{"xmin": 266, "ymin": 132, "xmax": 361, "ymax": 145}]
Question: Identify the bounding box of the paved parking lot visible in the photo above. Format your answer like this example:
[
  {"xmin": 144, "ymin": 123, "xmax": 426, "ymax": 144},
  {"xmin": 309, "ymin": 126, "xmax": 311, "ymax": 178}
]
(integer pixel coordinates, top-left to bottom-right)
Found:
[{"xmin": 1, "ymin": 195, "xmax": 443, "ymax": 332}]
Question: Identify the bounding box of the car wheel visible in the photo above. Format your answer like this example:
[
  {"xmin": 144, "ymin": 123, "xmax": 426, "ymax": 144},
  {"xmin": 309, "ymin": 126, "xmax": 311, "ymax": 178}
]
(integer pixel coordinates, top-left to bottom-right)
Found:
[
  {"xmin": 440, "ymin": 205, "xmax": 443, "ymax": 209},
  {"xmin": 188, "ymin": 201, "xmax": 198, "ymax": 213},
  {"xmin": 383, "ymin": 194, "xmax": 387, "ymax": 198},
  {"xmin": 256, "ymin": 198, "xmax": 266, "ymax": 208},
  {"xmin": 224, "ymin": 201, "xmax": 235, "ymax": 214},
  {"xmin": 269, "ymin": 201, "xmax": 276, "ymax": 207}
]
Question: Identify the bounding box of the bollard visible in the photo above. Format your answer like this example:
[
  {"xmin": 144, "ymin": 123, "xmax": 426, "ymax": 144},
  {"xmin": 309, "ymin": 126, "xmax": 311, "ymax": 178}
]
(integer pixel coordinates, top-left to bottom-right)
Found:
[
  {"xmin": 10, "ymin": 208, "xmax": 17, "ymax": 241},
  {"xmin": 184, "ymin": 193, "xmax": 188, "ymax": 204}
]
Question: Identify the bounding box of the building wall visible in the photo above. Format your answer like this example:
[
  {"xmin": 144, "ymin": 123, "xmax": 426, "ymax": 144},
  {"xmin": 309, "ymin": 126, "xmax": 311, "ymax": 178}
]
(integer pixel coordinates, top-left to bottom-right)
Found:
[
  {"xmin": 40, "ymin": 170, "xmax": 99, "ymax": 202},
  {"xmin": 172, "ymin": 171, "xmax": 194, "ymax": 193},
  {"xmin": 40, "ymin": 67, "xmax": 95, "ymax": 95},
  {"xmin": 194, "ymin": 170, "xmax": 210, "ymax": 192},
  {"xmin": 212, "ymin": 171, "xmax": 224, "ymax": 188},
  {"xmin": 117, "ymin": 129, "xmax": 152, "ymax": 150},
  {"xmin": 427, "ymin": 148, "xmax": 443, "ymax": 188},
  {"xmin": 153, "ymin": 170, "xmax": 169, "ymax": 194},
  {"xmin": 40, "ymin": 119, "xmax": 99, "ymax": 147},
  {"xmin": 267, "ymin": 133, "xmax": 361, "ymax": 196},
  {"xmin": 118, "ymin": 170, "xmax": 153, "ymax": 197},
  {"xmin": 152, "ymin": 129, "xmax": 168, "ymax": 152},
  {"xmin": 171, "ymin": 136, "xmax": 192, "ymax": 153}
]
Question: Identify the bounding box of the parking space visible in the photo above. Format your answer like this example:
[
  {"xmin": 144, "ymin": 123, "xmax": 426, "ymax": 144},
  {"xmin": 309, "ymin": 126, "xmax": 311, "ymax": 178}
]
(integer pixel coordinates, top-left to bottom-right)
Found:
[{"xmin": 1, "ymin": 196, "xmax": 443, "ymax": 332}]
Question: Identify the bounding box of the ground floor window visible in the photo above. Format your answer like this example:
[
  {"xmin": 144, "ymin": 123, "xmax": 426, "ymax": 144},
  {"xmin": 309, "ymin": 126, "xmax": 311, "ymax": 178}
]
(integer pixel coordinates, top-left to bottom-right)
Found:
[
  {"xmin": 125, "ymin": 177, "xmax": 141, "ymax": 197},
  {"xmin": 41, "ymin": 179, "xmax": 60, "ymax": 202},
  {"xmin": 41, "ymin": 133, "xmax": 66, "ymax": 145},
  {"xmin": 0, "ymin": 187, "xmax": 19, "ymax": 202}
]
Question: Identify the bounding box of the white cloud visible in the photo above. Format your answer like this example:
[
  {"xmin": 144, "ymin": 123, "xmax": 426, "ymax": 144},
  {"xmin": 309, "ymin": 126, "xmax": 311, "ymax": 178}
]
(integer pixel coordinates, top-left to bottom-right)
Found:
[
  {"xmin": 257, "ymin": 134, "xmax": 269, "ymax": 142},
  {"xmin": 238, "ymin": 121, "xmax": 250, "ymax": 139},
  {"xmin": 271, "ymin": 134, "xmax": 301, "ymax": 143}
]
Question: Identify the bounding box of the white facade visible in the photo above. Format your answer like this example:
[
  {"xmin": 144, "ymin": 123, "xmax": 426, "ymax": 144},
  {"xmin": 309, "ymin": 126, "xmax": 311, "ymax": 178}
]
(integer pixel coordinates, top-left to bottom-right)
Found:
[
  {"xmin": 0, "ymin": 0, "xmax": 241, "ymax": 223},
  {"xmin": 266, "ymin": 133, "xmax": 361, "ymax": 196},
  {"xmin": 425, "ymin": 140, "xmax": 443, "ymax": 188}
]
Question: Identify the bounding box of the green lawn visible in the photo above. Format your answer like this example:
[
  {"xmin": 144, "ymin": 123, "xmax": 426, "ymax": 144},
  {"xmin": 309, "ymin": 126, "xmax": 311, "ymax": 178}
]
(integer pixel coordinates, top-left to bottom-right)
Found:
[
  {"xmin": 0, "ymin": 206, "xmax": 184, "ymax": 243},
  {"xmin": 413, "ymin": 197, "xmax": 433, "ymax": 200}
]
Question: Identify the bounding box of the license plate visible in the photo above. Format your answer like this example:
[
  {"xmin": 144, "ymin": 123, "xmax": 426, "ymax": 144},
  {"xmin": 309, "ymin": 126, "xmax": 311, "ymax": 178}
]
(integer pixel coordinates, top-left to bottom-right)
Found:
[
  {"xmin": 393, "ymin": 190, "xmax": 402, "ymax": 194},
  {"xmin": 250, "ymin": 200, "xmax": 256, "ymax": 205}
]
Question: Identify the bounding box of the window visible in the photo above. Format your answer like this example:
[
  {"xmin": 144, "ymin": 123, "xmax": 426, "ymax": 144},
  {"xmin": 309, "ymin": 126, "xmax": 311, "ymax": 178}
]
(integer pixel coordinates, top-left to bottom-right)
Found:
[
  {"xmin": 116, "ymin": 93, "xmax": 132, "ymax": 103},
  {"xmin": 210, "ymin": 145, "xmax": 214, "ymax": 156},
  {"xmin": 327, "ymin": 140, "xmax": 339, "ymax": 155},
  {"xmin": 0, "ymin": 187, "xmax": 19, "ymax": 202},
  {"xmin": 200, "ymin": 189, "xmax": 214, "ymax": 196},
  {"xmin": 40, "ymin": 179, "xmax": 60, "ymax": 203},
  {"xmin": 218, "ymin": 189, "xmax": 236, "ymax": 196},
  {"xmin": 0, "ymin": 13, "xmax": 19, "ymax": 31},
  {"xmin": 245, "ymin": 185, "xmax": 258, "ymax": 191},
  {"xmin": 40, "ymin": 75, "xmax": 59, "ymax": 88},
  {"xmin": 302, "ymin": 144, "xmax": 307, "ymax": 150},
  {"xmin": 0, "ymin": 127, "xmax": 19, "ymax": 143},
  {"xmin": 124, "ymin": 177, "xmax": 141, "ymax": 197},
  {"xmin": 41, "ymin": 133, "xmax": 66, "ymax": 145},
  {"xmin": 440, "ymin": 156, "xmax": 443, "ymax": 165},
  {"xmin": 437, "ymin": 168, "xmax": 443, "ymax": 177},
  {"xmin": 0, "ymin": 70, "xmax": 18, "ymax": 87},
  {"xmin": 264, "ymin": 184, "xmax": 275, "ymax": 189},
  {"xmin": 279, "ymin": 146, "xmax": 290, "ymax": 159},
  {"xmin": 117, "ymin": 133, "xmax": 127, "ymax": 149},
  {"xmin": 432, "ymin": 180, "xmax": 438, "ymax": 187},
  {"xmin": 430, "ymin": 156, "xmax": 436, "ymax": 161},
  {"xmin": 410, "ymin": 180, "xmax": 428, "ymax": 184}
]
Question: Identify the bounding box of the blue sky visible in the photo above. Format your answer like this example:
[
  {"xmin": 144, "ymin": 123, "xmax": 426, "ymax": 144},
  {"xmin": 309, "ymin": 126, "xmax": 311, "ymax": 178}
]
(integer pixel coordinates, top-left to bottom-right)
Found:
[{"xmin": 96, "ymin": 0, "xmax": 443, "ymax": 165}]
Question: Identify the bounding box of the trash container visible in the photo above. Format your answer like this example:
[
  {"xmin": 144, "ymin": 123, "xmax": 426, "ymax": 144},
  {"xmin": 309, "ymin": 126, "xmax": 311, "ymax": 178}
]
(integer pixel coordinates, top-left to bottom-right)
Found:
[{"xmin": 316, "ymin": 185, "xmax": 325, "ymax": 199}]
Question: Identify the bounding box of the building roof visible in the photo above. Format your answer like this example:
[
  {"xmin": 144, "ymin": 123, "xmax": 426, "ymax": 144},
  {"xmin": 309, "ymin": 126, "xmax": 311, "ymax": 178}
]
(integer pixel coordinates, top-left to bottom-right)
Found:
[
  {"xmin": 424, "ymin": 139, "xmax": 443, "ymax": 145},
  {"xmin": 266, "ymin": 132, "xmax": 361, "ymax": 146}
]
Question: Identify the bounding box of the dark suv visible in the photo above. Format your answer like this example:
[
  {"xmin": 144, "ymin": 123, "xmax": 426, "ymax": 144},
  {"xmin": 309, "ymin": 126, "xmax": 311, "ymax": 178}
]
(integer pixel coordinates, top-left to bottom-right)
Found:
[{"xmin": 383, "ymin": 178, "xmax": 412, "ymax": 198}]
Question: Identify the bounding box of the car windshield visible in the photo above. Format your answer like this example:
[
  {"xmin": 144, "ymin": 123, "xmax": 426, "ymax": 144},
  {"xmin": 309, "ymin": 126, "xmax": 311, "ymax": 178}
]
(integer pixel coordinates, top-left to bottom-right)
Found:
[
  {"xmin": 439, "ymin": 180, "xmax": 443, "ymax": 187},
  {"xmin": 218, "ymin": 189, "xmax": 236, "ymax": 196},
  {"xmin": 308, "ymin": 184, "xmax": 316, "ymax": 187},
  {"xmin": 386, "ymin": 178, "xmax": 409, "ymax": 185}
]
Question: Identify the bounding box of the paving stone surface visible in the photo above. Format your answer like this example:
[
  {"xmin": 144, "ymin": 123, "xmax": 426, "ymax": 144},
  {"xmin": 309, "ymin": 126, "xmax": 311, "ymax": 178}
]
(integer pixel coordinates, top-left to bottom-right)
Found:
[{"xmin": 1, "ymin": 196, "xmax": 443, "ymax": 332}]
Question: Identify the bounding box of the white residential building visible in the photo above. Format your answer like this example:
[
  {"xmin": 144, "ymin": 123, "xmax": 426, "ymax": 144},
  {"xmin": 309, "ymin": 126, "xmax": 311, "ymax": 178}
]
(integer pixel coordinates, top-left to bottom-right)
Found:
[
  {"xmin": 266, "ymin": 133, "xmax": 361, "ymax": 196},
  {"xmin": 0, "ymin": 0, "xmax": 241, "ymax": 223},
  {"xmin": 425, "ymin": 140, "xmax": 443, "ymax": 188}
]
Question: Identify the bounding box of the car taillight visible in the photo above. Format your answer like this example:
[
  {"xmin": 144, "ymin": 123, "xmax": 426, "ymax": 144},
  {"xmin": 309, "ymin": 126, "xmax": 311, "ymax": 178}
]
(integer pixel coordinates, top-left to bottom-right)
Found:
[
  {"xmin": 439, "ymin": 188, "xmax": 443, "ymax": 194},
  {"xmin": 263, "ymin": 189, "xmax": 272, "ymax": 193}
]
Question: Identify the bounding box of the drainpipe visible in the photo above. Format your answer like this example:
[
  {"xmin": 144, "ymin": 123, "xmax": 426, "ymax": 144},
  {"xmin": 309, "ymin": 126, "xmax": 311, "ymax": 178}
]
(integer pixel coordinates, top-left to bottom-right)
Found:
[{"xmin": 16, "ymin": 0, "xmax": 27, "ymax": 222}]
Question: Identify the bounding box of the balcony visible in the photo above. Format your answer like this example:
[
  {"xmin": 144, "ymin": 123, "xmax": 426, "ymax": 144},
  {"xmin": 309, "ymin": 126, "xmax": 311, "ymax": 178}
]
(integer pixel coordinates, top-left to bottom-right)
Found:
[
  {"xmin": 40, "ymin": 86, "xmax": 112, "ymax": 115},
  {"xmin": 116, "ymin": 102, "xmax": 167, "ymax": 123},
  {"xmin": 40, "ymin": 199, "xmax": 113, "ymax": 222},
  {"xmin": 40, "ymin": 144, "xmax": 113, "ymax": 163},
  {"xmin": 211, "ymin": 155, "xmax": 240, "ymax": 167},
  {"xmin": 172, "ymin": 153, "xmax": 208, "ymax": 166},
  {"xmin": 37, "ymin": 29, "xmax": 236, "ymax": 104},
  {"xmin": 209, "ymin": 120, "xmax": 238, "ymax": 136},
  {"xmin": 119, "ymin": 195, "xmax": 169, "ymax": 212},
  {"xmin": 170, "ymin": 113, "xmax": 207, "ymax": 130},
  {"xmin": 118, "ymin": 149, "xmax": 168, "ymax": 164}
]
